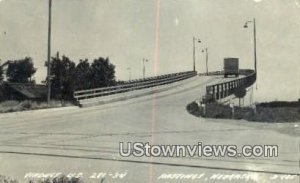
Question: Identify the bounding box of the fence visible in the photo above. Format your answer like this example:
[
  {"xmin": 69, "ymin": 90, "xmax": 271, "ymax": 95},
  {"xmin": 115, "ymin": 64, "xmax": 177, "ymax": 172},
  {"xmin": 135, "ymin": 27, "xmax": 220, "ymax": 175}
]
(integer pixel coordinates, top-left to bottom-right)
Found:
[
  {"xmin": 204, "ymin": 70, "xmax": 256, "ymax": 103},
  {"xmin": 74, "ymin": 71, "xmax": 197, "ymax": 102}
]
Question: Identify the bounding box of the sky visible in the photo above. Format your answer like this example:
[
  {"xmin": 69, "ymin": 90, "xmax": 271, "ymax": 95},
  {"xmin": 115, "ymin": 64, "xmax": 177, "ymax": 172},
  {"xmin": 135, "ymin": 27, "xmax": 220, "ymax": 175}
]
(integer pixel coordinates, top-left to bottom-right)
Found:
[{"xmin": 0, "ymin": 0, "xmax": 299, "ymax": 102}]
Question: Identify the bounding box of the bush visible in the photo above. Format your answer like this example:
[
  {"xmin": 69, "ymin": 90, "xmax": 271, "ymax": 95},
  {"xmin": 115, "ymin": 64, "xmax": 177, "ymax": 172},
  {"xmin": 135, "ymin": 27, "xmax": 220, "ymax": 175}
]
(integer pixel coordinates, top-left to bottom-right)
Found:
[
  {"xmin": 0, "ymin": 100, "xmax": 74, "ymax": 113},
  {"xmin": 187, "ymin": 101, "xmax": 300, "ymax": 122}
]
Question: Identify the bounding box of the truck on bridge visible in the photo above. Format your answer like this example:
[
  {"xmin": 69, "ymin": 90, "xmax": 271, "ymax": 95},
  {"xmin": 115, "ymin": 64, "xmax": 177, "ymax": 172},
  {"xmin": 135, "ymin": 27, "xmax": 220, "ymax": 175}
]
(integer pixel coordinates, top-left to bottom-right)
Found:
[{"xmin": 224, "ymin": 58, "xmax": 239, "ymax": 78}]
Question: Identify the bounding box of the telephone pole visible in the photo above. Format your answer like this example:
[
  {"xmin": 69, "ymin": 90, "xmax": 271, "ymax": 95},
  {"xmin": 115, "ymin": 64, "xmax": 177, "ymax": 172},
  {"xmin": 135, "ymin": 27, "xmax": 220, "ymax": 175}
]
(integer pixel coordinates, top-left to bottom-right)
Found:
[
  {"xmin": 143, "ymin": 58, "xmax": 148, "ymax": 79},
  {"xmin": 127, "ymin": 67, "xmax": 131, "ymax": 81},
  {"xmin": 205, "ymin": 48, "xmax": 208, "ymax": 75},
  {"xmin": 253, "ymin": 18, "xmax": 257, "ymax": 75},
  {"xmin": 193, "ymin": 37, "xmax": 201, "ymax": 72},
  {"xmin": 47, "ymin": 0, "xmax": 52, "ymax": 105}
]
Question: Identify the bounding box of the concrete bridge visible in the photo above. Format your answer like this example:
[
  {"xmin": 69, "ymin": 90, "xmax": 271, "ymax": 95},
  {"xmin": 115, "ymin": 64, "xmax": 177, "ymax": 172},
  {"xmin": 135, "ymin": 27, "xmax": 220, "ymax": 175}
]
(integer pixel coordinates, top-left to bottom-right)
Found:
[{"xmin": 0, "ymin": 72, "xmax": 298, "ymax": 183}]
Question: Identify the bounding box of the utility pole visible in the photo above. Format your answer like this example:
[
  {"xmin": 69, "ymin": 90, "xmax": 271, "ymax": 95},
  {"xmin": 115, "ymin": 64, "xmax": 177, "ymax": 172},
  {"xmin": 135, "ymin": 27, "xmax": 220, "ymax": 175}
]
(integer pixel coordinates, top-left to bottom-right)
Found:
[
  {"xmin": 143, "ymin": 58, "xmax": 148, "ymax": 79},
  {"xmin": 193, "ymin": 37, "xmax": 201, "ymax": 72},
  {"xmin": 47, "ymin": 0, "xmax": 52, "ymax": 105},
  {"xmin": 205, "ymin": 48, "xmax": 208, "ymax": 75},
  {"xmin": 253, "ymin": 18, "xmax": 257, "ymax": 76},
  {"xmin": 193, "ymin": 37, "xmax": 195, "ymax": 72},
  {"xmin": 127, "ymin": 67, "xmax": 131, "ymax": 81}
]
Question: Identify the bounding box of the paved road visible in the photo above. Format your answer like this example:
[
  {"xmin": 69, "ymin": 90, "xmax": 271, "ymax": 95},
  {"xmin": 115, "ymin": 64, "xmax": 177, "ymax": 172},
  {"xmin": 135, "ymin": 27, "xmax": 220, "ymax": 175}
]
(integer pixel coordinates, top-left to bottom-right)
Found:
[{"xmin": 0, "ymin": 76, "xmax": 299, "ymax": 183}]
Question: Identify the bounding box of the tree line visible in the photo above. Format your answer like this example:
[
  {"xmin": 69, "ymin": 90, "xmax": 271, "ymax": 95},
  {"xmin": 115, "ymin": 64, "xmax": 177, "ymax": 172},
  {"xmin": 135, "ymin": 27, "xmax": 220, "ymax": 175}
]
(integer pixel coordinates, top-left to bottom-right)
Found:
[{"xmin": 0, "ymin": 54, "xmax": 116, "ymax": 101}]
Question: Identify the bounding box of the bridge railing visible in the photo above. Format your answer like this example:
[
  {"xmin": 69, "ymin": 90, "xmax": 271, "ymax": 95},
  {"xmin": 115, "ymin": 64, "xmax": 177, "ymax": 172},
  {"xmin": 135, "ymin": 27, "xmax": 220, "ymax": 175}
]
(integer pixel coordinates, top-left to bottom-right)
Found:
[
  {"xmin": 198, "ymin": 71, "xmax": 224, "ymax": 76},
  {"xmin": 203, "ymin": 69, "xmax": 256, "ymax": 103},
  {"xmin": 74, "ymin": 71, "xmax": 197, "ymax": 101}
]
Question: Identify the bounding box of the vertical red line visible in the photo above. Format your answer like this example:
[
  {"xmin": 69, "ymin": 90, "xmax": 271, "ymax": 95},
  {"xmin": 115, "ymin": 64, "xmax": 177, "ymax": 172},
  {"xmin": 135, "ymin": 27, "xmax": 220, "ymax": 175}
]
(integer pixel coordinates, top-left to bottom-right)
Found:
[{"xmin": 148, "ymin": 0, "xmax": 160, "ymax": 183}]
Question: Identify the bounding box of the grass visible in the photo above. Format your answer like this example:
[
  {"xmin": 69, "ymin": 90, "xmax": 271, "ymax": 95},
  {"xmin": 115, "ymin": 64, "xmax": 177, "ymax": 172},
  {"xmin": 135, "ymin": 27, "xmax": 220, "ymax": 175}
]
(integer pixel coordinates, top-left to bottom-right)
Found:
[
  {"xmin": 0, "ymin": 100, "xmax": 74, "ymax": 113},
  {"xmin": 187, "ymin": 101, "xmax": 300, "ymax": 122}
]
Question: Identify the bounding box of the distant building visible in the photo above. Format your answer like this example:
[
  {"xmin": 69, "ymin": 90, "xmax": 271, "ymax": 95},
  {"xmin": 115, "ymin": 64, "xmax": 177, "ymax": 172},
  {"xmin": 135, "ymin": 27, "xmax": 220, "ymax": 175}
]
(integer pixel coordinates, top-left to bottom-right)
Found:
[
  {"xmin": 0, "ymin": 82, "xmax": 47, "ymax": 101},
  {"xmin": 0, "ymin": 61, "xmax": 47, "ymax": 102}
]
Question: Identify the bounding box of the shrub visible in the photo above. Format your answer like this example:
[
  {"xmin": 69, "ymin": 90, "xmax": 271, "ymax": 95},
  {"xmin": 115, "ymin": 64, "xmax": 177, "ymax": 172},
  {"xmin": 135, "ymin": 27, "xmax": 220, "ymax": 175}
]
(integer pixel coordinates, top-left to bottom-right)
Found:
[
  {"xmin": 187, "ymin": 101, "xmax": 300, "ymax": 123},
  {"xmin": 0, "ymin": 100, "xmax": 74, "ymax": 113}
]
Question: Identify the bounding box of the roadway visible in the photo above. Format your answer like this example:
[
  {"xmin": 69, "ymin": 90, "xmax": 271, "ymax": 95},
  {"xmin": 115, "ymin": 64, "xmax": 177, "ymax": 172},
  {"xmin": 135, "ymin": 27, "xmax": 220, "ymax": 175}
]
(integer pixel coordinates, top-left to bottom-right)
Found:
[{"xmin": 0, "ymin": 75, "xmax": 299, "ymax": 183}]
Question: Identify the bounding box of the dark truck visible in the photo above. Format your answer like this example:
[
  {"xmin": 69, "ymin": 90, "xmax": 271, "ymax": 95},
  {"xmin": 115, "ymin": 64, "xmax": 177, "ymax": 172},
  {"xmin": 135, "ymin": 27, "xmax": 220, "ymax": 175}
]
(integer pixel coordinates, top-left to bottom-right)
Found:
[{"xmin": 224, "ymin": 58, "xmax": 239, "ymax": 78}]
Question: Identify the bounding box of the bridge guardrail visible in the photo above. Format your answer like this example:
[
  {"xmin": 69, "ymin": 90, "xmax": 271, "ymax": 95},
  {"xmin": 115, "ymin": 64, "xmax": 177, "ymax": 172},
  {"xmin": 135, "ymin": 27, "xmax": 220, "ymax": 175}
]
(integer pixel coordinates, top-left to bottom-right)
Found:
[
  {"xmin": 198, "ymin": 71, "xmax": 224, "ymax": 76},
  {"xmin": 74, "ymin": 71, "xmax": 197, "ymax": 101},
  {"xmin": 203, "ymin": 69, "xmax": 256, "ymax": 103}
]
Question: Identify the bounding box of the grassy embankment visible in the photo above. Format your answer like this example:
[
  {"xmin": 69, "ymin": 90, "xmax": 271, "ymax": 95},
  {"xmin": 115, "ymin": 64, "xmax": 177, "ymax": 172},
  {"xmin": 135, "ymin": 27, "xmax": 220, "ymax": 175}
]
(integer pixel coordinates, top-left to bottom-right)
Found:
[
  {"xmin": 187, "ymin": 101, "xmax": 300, "ymax": 122},
  {"xmin": 0, "ymin": 100, "xmax": 74, "ymax": 113}
]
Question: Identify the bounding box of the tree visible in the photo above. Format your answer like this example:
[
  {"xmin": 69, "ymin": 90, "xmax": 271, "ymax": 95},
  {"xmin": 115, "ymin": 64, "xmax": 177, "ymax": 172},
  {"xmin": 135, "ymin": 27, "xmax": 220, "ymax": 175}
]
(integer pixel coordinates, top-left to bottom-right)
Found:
[
  {"xmin": 6, "ymin": 57, "xmax": 36, "ymax": 83},
  {"xmin": 48, "ymin": 55, "xmax": 116, "ymax": 101},
  {"xmin": 89, "ymin": 57, "xmax": 116, "ymax": 88},
  {"xmin": 0, "ymin": 66, "xmax": 3, "ymax": 83},
  {"xmin": 50, "ymin": 55, "xmax": 76, "ymax": 100},
  {"xmin": 74, "ymin": 59, "xmax": 91, "ymax": 90}
]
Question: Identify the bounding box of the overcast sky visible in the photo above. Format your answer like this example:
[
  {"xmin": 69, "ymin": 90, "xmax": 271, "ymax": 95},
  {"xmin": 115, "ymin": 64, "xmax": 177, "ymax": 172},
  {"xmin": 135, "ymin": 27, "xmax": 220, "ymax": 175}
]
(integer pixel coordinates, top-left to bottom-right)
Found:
[{"xmin": 0, "ymin": 0, "xmax": 299, "ymax": 102}]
